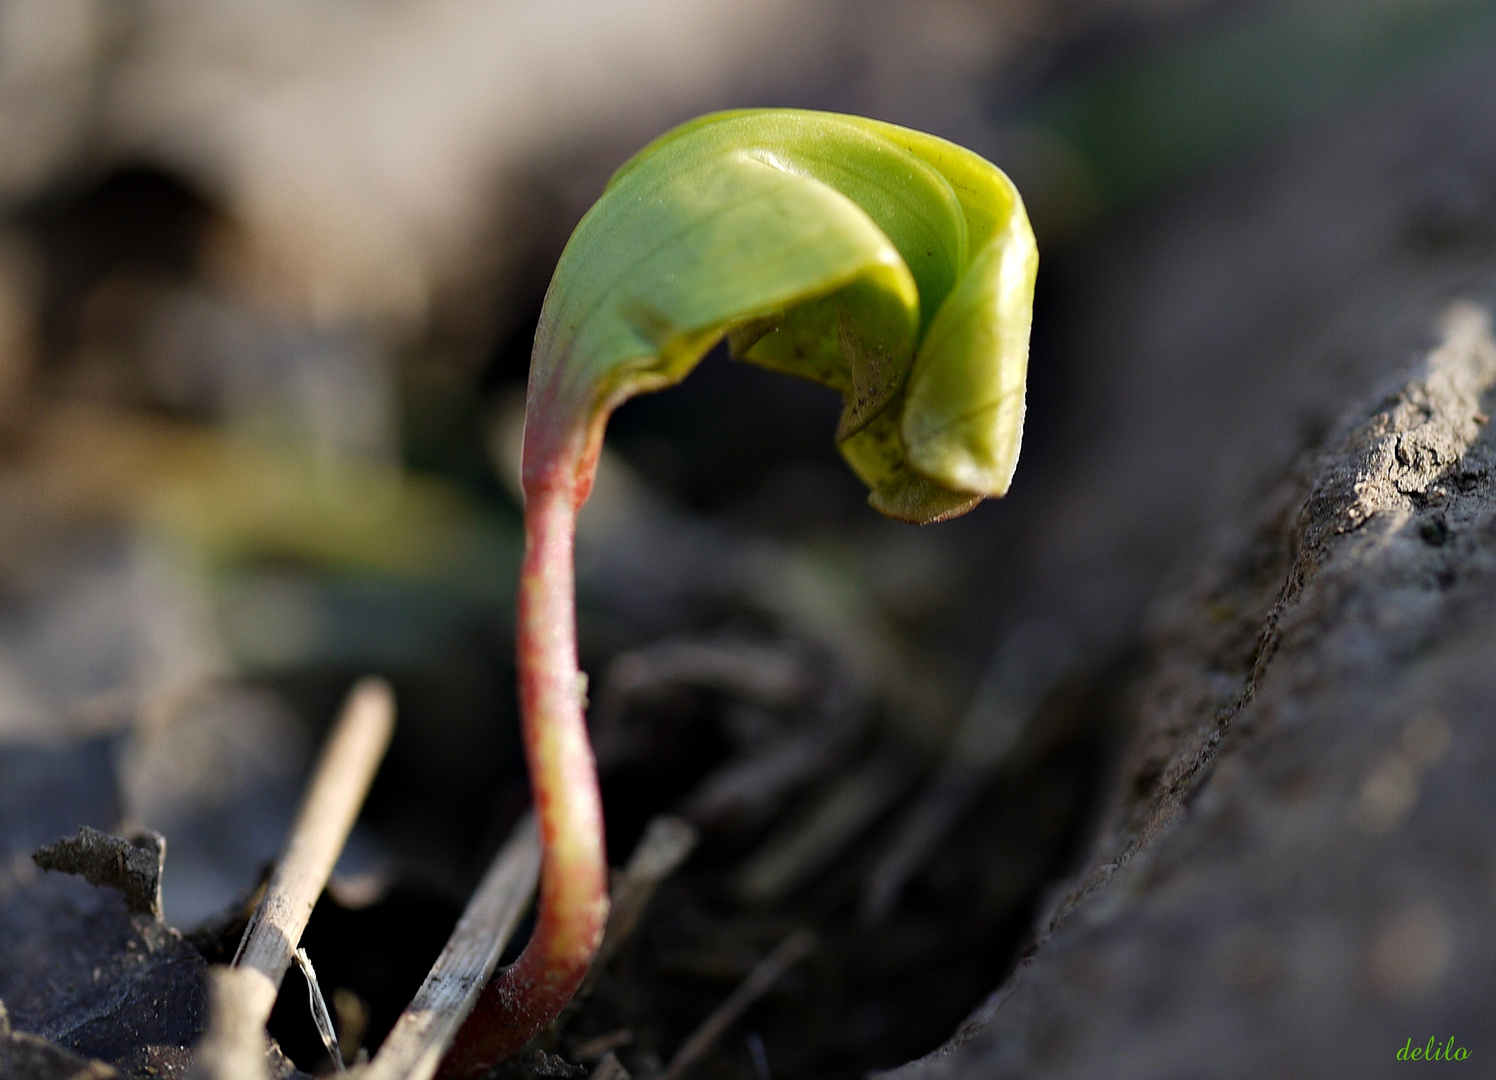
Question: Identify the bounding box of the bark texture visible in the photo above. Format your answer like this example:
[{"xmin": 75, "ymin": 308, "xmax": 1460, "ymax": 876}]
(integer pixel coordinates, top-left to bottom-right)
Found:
[{"xmin": 886, "ymin": 53, "xmax": 1496, "ymax": 1080}]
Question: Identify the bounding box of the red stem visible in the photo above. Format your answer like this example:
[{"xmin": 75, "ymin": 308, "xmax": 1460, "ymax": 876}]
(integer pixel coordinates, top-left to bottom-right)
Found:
[{"xmin": 440, "ymin": 481, "xmax": 610, "ymax": 1078}]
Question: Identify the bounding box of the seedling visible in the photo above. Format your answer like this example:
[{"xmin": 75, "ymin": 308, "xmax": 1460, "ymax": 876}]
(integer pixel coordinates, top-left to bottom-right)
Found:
[{"xmin": 442, "ymin": 108, "xmax": 1036, "ymax": 1076}]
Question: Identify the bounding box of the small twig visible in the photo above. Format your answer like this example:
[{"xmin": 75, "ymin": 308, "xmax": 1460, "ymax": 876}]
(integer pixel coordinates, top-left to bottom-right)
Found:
[
  {"xmin": 682, "ymin": 679, "xmax": 867, "ymax": 832},
  {"xmin": 734, "ymin": 753, "xmax": 908, "ymax": 906},
  {"xmin": 858, "ymin": 767, "xmax": 987, "ymax": 925},
  {"xmin": 231, "ymin": 677, "xmax": 396, "ymax": 1025},
  {"xmin": 596, "ymin": 639, "xmax": 812, "ymax": 729},
  {"xmin": 294, "ymin": 948, "xmax": 344, "ymax": 1072},
  {"xmin": 581, "ymin": 815, "xmax": 698, "ymax": 996},
  {"xmin": 571, "ymin": 1030, "xmax": 633, "ymax": 1063},
  {"xmin": 681, "ymin": 731, "xmax": 845, "ymax": 832},
  {"xmin": 592, "ymin": 638, "xmax": 815, "ymax": 770},
  {"xmin": 360, "ymin": 814, "xmax": 542, "ymax": 1080},
  {"xmin": 588, "ymin": 1052, "xmax": 631, "ymax": 1080},
  {"xmin": 658, "ymin": 930, "xmax": 814, "ymax": 1080},
  {"xmin": 860, "ymin": 620, "xmax": 1072, "ymax": 923}
]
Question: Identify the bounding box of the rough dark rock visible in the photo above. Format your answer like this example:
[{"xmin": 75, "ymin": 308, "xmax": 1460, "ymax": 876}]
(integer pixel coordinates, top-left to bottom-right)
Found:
[
  {"xmin": 0, "ymin": 742, "xmax": 159, "ymax": 1078},
  {"xmin": 1, "ymin": 767, "xmax": 207, "ymax": 1079},
  {"xmin": 34, "ymin": 828, "xmax": 166, "ymax": 919},
  {"xmin": 882, "ymin": 51, "xmax": 1496, "ymax": 1080},
  {"xmin": 0, "ymin": 867, "xmax": 208, "ymax": 1078}
]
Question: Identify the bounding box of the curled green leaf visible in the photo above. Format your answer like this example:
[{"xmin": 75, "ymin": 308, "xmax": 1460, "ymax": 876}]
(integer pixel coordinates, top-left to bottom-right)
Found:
[{"xmin": 525, "ymin": 107, "xmax": 1038, "ymax": 523}]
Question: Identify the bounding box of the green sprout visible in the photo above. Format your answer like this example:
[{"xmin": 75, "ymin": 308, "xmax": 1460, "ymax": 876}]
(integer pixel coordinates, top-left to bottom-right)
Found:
[{"xmin": 441, "ymin": 108, "xmax": 1037, "ymax": 1076}]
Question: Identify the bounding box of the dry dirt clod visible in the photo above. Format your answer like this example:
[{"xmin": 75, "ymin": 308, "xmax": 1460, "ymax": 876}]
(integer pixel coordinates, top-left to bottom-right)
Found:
[{"xmin": 32, "ymin": 828, "xmax": 165, "ymax": 919}]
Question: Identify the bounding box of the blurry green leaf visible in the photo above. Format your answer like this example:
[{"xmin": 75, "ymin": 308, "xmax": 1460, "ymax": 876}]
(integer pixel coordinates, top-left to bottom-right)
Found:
[
  {"xmin": 524, "ymin": 109, "xmax": 1037, "ymax": 524},
  {"xmin": 32, "ymin": 404, "xmax": 520, "ymax": 595}
]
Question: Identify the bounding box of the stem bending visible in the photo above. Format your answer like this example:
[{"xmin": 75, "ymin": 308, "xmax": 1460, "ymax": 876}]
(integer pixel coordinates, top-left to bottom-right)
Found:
[{"xmin": 441, "ymin": 483, "xmax": 609, "ymax": 1078}]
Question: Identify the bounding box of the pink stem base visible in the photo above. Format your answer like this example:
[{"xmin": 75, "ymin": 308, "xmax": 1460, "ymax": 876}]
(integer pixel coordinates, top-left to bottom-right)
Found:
[{"xmin": 440, "ymin": 483, "xmax": 609, "ymax": 1078}]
